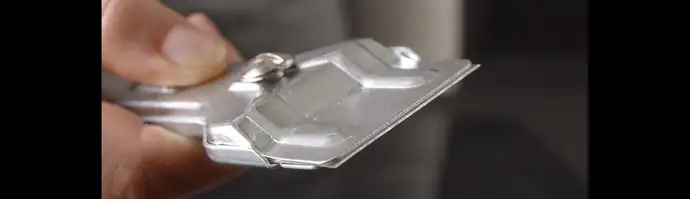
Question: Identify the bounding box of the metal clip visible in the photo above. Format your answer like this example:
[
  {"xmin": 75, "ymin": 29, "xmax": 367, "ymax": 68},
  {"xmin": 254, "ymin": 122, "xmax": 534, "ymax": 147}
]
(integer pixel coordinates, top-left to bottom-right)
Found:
[{"xmin": 101, "ymin": 38, "xmax": 480, "ymax": 169}]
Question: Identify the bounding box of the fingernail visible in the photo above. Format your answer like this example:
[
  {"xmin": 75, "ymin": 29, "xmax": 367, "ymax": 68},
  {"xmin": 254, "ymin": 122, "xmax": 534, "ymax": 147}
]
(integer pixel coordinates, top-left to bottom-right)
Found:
[{"xmin": 162, "ymin": 23, "xmax": 227, "ymax": 67}]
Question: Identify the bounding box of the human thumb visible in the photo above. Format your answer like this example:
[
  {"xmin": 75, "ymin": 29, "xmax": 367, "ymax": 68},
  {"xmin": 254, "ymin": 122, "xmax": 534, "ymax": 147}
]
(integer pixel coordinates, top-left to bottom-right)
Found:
[{"xmin": 102, "ymin": 0, "xmax": 235, "ymax": 86}]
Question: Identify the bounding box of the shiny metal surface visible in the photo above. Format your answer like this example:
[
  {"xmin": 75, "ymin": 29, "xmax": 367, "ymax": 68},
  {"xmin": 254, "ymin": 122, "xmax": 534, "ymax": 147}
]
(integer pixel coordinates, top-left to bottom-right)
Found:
[
  {"xmin": 101, "ymin": 38, "xmax": 480, "ymax": 169},
  {"xmin": 240, "ymin": 53, "xmax": 295, "ymax": 83}
]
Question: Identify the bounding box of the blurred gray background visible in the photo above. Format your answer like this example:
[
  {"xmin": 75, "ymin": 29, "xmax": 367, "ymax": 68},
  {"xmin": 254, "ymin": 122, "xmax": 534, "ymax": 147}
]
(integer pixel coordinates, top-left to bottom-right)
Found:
[{"xmin": 163, "ymin": 0, "xmax": 588, "ymax": 198}]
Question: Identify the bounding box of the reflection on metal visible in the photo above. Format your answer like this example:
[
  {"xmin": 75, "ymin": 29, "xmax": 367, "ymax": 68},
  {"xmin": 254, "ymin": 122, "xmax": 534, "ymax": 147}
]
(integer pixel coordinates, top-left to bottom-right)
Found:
[{"xmin": 101, "ymin": 38, "xmax": 480, "ymax": 169}]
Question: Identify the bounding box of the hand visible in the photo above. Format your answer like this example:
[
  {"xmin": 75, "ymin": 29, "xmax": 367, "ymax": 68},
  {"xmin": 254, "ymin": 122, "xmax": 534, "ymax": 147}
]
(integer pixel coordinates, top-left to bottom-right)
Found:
[{"xmin": 102, "ymin": 0, "xmax": 243, "ymax": 198}]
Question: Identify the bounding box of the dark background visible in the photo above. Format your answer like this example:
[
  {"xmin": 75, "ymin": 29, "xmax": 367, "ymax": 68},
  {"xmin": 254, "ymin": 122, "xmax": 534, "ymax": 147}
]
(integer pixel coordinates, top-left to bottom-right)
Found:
[{"xmin": 162, "ymin": 0, "xmax": 588, "ymax": 198}]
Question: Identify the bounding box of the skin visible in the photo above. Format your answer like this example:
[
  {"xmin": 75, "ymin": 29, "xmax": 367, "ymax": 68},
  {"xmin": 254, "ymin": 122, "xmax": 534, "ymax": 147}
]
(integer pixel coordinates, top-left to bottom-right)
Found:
[{"xmin": 102, "ymin": 0, "xmax": 244, "ymax": 198}]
